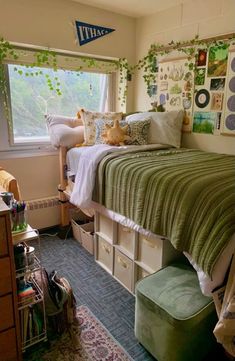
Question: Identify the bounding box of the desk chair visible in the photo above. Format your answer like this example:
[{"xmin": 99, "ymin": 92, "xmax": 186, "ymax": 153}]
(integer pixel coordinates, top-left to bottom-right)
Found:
[{"xmin": 0, "ymin": 167, "xmax": 21, "ymax": 201}]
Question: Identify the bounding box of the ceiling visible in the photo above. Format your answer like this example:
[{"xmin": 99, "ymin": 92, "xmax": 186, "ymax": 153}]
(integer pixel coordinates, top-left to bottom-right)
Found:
[{"xmin": 72, "ymin": 0, "xmax": 189, "ymax": 18}]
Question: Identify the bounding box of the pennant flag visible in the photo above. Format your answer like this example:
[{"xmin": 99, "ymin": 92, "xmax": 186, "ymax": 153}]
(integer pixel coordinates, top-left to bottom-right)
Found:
[{"xmin": 75, "ymin": 21, "xmax": 115, "ymax": 46}]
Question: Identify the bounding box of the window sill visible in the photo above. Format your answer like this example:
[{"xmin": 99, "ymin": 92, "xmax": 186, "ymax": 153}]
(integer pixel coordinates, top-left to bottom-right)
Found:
[{"xmin": 0, "ymin": 146, "xmax": 59, "ymax": 159}]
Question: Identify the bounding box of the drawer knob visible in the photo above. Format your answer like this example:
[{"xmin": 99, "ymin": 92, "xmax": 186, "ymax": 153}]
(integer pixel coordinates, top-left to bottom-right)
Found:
[
  {"xmin": 117, "ymin": 256, "xmax": 128, "ymax": 269},
  {"xmin": 102, "ymin": 243, "xmax": 111, "ymax": 254},
  {"xmin": 142, "ymin": 238, "xmax": 156, "ymax": 248}
]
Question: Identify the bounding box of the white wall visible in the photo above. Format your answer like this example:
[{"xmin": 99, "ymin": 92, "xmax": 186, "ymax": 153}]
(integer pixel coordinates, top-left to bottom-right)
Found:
[
  {"xmin": 135, "ymin": 0, "xmax": 235, "ymax": 154},
  {"xmin": 0, "ymin": 0, "xmax": 136, "ymax": 228}
]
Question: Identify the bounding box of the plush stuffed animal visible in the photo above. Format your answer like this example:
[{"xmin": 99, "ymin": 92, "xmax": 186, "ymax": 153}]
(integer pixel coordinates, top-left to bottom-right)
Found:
[{"xmin": 102, "ymin": 119, "xmax": 130, "ymax": 146}]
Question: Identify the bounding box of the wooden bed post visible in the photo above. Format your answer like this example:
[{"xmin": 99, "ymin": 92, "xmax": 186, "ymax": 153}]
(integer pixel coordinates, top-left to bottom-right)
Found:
[{"xmin": 58, "ymin": 146, "xmax": 70, "ymax": 227}]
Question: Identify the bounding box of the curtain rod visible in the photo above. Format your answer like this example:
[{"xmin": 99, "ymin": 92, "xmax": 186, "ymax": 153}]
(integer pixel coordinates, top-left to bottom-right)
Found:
[{"xmin": 10, "ymin": 42, "xmax": 119, "ymax": 64}]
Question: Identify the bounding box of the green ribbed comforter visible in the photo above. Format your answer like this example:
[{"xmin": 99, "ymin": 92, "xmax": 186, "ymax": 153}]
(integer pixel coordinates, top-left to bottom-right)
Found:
[{"xmin": 94, "ymin": 148, "xmax": 235, "ymax": 276}]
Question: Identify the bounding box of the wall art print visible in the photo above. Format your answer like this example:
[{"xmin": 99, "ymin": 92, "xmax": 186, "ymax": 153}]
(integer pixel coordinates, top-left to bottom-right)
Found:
[
  {"xmin": 157, "ymin": 57, "xmax": 194, "ymax": 132},
  {"xmin": 197, "ymin": 49, "xmax": 207, "ymax": 67},
  {"xmin": 155, "ymin": 43, "xmax": 234, "ymax": 136},
  {"xmin": 207, "ymin": 45, "xmax": 229, "ymax": 77},
  {"xmin": 193, "ymin": 112, "xmax": 221, "ymax": 134},
  {"xmin": 221, "ymin": 50, "xmax": 235, "ymax": 135}
]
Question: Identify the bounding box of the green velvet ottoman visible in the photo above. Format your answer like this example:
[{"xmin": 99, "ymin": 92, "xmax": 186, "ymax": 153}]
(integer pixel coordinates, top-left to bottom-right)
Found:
[{"xmin": 135, "ymin": 263, "xmax": 217, "ymax": 361}]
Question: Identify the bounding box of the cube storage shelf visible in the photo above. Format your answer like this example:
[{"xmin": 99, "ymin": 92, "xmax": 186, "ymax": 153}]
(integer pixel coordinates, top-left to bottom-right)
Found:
[{"xmin": 94, "ymin": 212, "xmax": 182, "ymax": 294}]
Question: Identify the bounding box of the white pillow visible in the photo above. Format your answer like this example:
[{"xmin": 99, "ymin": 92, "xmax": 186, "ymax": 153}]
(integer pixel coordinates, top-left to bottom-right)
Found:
[
  {"xmin": 46, "ymin": 114, "xmax": 84, "ymax": 148},
  {"xmin": 126, "ymin": 110, "xmax": 184, "ymax": 148}
]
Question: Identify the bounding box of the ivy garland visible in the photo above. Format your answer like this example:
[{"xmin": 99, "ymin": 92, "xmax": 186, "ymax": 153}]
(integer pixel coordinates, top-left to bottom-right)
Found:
[
  {"xmin": 118, "ymin": 34, "xmax": 235, "ymax": 105},
  {"xmin": 0, "ymin": 34, "xmax": 235, "ymax": 116}
]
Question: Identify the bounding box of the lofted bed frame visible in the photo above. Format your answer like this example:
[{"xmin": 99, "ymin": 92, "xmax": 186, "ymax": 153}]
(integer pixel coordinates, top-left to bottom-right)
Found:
[
  {"xmin": 56, "ymin": 129, "xmax": 235, "ymax": 356},
  {"xmin": 58, "ymin": 146, "xmax": 71, "ymax": 227}
]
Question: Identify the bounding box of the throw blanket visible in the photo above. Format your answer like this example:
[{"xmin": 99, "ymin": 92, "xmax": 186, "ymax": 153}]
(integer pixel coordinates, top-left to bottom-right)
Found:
[
  {"xmin": 70, "ymin": 144, "xmax": 166, "ymax": 208},
  {"xmin": 94, "ymin": 148, "xmax": 235, "ymax": 276}
]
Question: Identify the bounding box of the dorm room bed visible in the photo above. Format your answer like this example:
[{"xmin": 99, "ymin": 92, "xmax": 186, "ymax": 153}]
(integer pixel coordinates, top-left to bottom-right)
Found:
[{"xmin": 47, "ymin": 112, "xmax": 235, "ymax": 298}]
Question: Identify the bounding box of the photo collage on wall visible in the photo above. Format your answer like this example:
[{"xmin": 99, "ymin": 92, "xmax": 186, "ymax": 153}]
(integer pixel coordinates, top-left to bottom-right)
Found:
[
  {"xmin": 221, "ymin": 49, "xmax": 235, "ymax": 135},
  {"xmin": 157, "ymin": 57, "xmax": 194, "ymax": 132},
  {"xmin": 193, "ymin": 45, "xmax": 229, "ymax": 135}
]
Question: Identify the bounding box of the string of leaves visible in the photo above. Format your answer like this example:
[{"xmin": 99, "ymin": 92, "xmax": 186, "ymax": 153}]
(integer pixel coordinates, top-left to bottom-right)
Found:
[
  {"xmin": 118, "ymin": 34, "xmax": 235, "ymax": 104},
  {"xmin": 1, "ymin": 34, "xmax": 235, "ymax": 115}
]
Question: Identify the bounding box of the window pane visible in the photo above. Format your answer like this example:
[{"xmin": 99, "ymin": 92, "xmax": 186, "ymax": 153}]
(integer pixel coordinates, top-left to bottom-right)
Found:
[{"xmin": 7, "ymin": 64, "xmax": 109, "ymax": 144}]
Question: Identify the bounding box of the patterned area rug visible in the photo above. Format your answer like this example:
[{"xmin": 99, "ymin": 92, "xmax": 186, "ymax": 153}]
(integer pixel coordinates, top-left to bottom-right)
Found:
[{"xmin": 42, "ymin": 305, "xmax": 133, "ymax": 361}]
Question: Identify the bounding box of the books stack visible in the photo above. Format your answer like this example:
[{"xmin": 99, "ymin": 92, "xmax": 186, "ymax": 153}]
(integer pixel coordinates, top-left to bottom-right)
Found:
[
  {"xmin": 18, "ymin": 285, "xmax": 36, "ymax": 306},
  {"xmin": 20, "ymin": 306, "xmax": 44, "ymax": 344}
]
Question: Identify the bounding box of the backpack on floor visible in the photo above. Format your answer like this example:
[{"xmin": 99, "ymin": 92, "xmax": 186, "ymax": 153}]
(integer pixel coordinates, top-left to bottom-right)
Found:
[{"xmin": 34, "ymin": 268, "xmax": 77, "ymax": 335}]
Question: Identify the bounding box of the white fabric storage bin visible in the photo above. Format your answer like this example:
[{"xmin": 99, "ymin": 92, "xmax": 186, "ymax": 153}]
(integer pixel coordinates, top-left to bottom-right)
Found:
[
  {"xmin": 114, "ymin": 249, "xmax": 133, "ymax": 293},
  {"xmin": 98, "ymin": 214, "xmax": 115, "ymax": 242},
  {"xmin": 80, "ymin": 222, "xmax": 94, "ymax": 255},
  {"xmin": 117, "ymin": 224, "xmax": 136, "ymax": 258},
  {"xmin": 138, "ymin": 234, "xmax": 163, "ymax": 272},
  {"xmin": 96, "ymin": 236, "xmax": 113, "ymax": 273},
  {"xmin": 136, "ymin": 265, "xmax": 150, "ymax": 282}
]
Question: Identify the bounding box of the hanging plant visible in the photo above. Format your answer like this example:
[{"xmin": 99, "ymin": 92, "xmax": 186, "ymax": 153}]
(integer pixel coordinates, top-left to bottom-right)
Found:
[{"xmin": 0, "ymin": 38, "xmax": 19, "ymax": 127}]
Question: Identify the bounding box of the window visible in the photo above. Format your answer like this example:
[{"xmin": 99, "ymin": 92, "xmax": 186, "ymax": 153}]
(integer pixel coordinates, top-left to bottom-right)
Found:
[{"xmin": 7, "ymin": 64, "xmax": 110, "ymax": 145}]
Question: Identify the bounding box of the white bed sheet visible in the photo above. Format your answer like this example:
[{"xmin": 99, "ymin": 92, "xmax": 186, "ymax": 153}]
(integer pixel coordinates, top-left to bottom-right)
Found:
[
  {"xmin": 66, "ymin": 144, "xmax": 235, "ymax": 296},
  {"xmin": 66, "ymin": 146, "xmax": 91, "ymax": 177}
]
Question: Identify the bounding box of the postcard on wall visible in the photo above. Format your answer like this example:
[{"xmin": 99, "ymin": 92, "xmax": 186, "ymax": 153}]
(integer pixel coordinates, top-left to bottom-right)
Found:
[
  {"xmin": 207, "ymin": 45, "xmax": 229, "ymax": 78},
  {"xmin": 193, "ymin": 112, "xmax": 221, "ymax": 134},
  {"xmin": 211, "ymin": 93, "xmax": 224, "ymax": 111},
  {"xmin": 197, "ymin": 49, "xmax": 207, "ymax": 67},
  {"xmin": 210, "ymin": 78, "xmax": 226, "ymax": 91}
]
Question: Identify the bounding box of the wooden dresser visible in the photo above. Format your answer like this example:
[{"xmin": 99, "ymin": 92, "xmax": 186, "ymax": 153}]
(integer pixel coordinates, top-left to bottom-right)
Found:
[{"xmin": 0, "ymin": 199, "xmax": 22, "ymax": 361}]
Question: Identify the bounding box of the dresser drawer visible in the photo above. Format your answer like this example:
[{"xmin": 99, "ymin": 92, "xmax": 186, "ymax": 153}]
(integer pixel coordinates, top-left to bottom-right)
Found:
[
  {"xmin": 117, "ymin": 224, "xmax": 135, "ymax": 257},
  {"xmin": 0, "ymin": 257, "xmax": 12, "ymax": 296},
  {"xmin": 138, "ymin": 234, "xmax": 163, "ymax": 272},
  {"xmin": 0, "ymin": 294, "xmax": 14, "ymax": 331},
  {"xmin": 114, "ymin": 249, "xmax": 133, "ymax": 292},
  {"xmin": 97, "ymin": 237, "xmax": 113, "ymax": 273},
  {"xmin": 0, "ymin": 327, "xmax": 17, "ymax": 361},
  {"xmin": 0, "ymin": 216, "xmax": 9, "ymax": 257}
]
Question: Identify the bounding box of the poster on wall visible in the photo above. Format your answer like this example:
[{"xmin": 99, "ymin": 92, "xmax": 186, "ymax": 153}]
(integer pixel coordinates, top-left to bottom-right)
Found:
[
  {"xmin": 207, "ymin": 45, "xmax": 229, "ymax": 77},
  {"xmin": 157, "ymin": 57, "xmax": 194, "ymax": 132},
  {"xmin": 221, "ymin": 49, "xmax": 235, "ymax": 135},
  {"xmin": 192, "ymin": 45, "xmax": 229, "ymax": 136}
]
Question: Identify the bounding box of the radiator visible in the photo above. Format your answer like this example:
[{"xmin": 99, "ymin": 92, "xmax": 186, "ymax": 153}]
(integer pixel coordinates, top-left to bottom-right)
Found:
[{"xmin": 26, "ymin": 196, "xmax": 60, "ymax": 230}]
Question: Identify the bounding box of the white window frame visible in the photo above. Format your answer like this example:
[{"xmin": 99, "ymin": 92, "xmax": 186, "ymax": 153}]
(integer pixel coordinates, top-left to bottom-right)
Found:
[{"xmin": 0, "ymin": 45, "xmax": 118, "ymax": 158}]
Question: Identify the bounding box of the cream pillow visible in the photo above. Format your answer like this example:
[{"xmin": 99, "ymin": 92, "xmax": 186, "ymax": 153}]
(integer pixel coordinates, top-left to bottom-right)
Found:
[
  {"xmin": 46, "ymin": 114, "xmax": 84, "ymax": 148},
  {"xmin": 126, "ymin": 110, "xmax": 184, "ymax": 148},
  {"xmin": 79, "ymin": 109, "xmax": 122, "ymax": 145}
]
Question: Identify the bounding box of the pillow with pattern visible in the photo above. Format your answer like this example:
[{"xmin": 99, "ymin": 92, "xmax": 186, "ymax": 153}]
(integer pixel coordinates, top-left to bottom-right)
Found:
[
  {"xmin": 127, "ymin": 118, "xmax": 151, "ymax": 145},
  {"xmin": 95, "ymin": 119, "xmax": 129, "ymax": 144},
  {"xmin": 79, "ymin": 109, "xmax": 122, "ymax": 145},
  {"xmin": 126, "ymin": 110, "xmax": 184, "ymax": 148}
]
